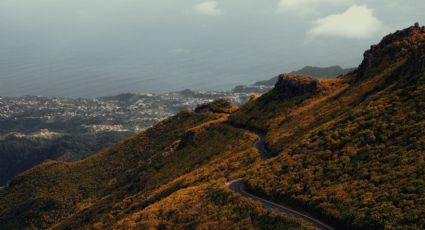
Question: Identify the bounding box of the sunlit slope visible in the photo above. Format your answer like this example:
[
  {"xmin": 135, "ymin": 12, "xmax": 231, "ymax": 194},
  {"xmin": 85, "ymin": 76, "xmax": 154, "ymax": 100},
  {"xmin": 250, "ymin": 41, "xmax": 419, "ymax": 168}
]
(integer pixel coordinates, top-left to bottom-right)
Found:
[
  {"xmin": 0, "ymin": 103, "xmax": 313, "ymax": 229},
  {"xmin": 1, "ymin": 25, "xmax": 425, "ymax": 230},
  {"xmin": 236, "ymin": 25, "xmax": 425, "ymax": 229},
  {"xmin": 0, "ymin": 111, "xmax": 243, "ymax": 228}
]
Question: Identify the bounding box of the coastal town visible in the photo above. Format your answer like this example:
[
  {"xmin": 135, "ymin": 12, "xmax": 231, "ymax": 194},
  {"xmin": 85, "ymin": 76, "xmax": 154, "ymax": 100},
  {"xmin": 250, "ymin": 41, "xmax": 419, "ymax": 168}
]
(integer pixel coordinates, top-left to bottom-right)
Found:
[{"xmin": 0, "ymin": 86, "xmax": 271, "ymax": 137}]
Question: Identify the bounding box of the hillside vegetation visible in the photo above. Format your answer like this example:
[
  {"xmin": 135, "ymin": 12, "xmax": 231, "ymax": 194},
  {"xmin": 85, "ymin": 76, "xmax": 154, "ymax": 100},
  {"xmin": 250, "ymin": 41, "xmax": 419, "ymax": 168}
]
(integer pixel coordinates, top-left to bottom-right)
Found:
[
  {"xmin": 0, "ymin": 132, "xmax": 131, "ymax": 185},
  {"xmin": 1, "ymin": 25, "xmax": 425, "ymax": 229},
  {"xmin": 239, "ymin": 25, "xmax": 425, "ymax": 229}
]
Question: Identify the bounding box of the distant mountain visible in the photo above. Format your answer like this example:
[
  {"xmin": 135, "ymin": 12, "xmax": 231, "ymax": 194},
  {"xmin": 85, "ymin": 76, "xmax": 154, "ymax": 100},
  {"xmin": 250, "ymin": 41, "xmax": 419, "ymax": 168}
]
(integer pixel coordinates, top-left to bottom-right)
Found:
[
  {"xmin": 1, "ymin": 25, "xmax": 425, "ymax": 229},
  {"xmin": 232, "ymin": 65, "xmax": 355, "ymax": 93},
  {"xmin": 253, "ymin": 65, "xmax": 355, "ymax": 87},
  {"xmin": 292, "ymin": 65, "xmax": 356, "ymax": 77}
]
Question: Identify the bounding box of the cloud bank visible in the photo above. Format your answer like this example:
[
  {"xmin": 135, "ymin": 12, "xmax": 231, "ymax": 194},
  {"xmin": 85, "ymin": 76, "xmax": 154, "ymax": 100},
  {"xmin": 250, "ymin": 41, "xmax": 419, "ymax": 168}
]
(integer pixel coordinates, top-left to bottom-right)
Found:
[
  {"xmin": 308, "ymin": 5, "xmax": 383, "ymax": 39},
  {"xmin": 195, "ymin": 1, "xmax": 222, "ymax": 16}
]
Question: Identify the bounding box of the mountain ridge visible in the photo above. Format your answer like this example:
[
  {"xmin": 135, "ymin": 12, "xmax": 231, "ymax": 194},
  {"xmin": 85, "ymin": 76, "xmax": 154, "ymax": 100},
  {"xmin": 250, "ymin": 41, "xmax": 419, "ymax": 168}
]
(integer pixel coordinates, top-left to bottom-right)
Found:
[{"xmin": 1, "ymin": 25, "xmax": 425, "ymax": 229}]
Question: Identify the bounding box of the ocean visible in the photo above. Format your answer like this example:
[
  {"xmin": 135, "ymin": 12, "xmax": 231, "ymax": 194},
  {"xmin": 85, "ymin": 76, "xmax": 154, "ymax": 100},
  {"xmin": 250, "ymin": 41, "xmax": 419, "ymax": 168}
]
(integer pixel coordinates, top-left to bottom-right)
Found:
[{"xmin": 0, "ymin": 50, "xmax": 289, "ymax": 98}]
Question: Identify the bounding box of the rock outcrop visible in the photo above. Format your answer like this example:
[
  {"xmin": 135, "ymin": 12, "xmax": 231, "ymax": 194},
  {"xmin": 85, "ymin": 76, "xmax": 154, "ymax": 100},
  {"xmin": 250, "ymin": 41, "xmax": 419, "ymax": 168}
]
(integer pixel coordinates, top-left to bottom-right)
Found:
[
  {"xmin": 273, "ymin": 73, "xmax": 322, "ymax": 100},
  {"xmin": 357, "ymin": 23, "xmax": 425, "ymax": 78},
  {"xmin": 195, "ymin": 99, "xmax": 238, "ymax": 114}
]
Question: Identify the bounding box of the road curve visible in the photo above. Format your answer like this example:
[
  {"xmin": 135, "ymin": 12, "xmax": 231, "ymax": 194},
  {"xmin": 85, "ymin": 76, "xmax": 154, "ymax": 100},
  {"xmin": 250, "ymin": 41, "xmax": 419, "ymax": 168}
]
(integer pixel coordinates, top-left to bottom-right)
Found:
[
  {"xmin": 227, "ymin": 179, "xmax": 334, "ymax": 230},
  {"xmin": 255, "ymin": 133, "xmax": 274, "ymax": 160},
  {"xmin": 227, "ymin": 129, "xmax": 335, "ymax": 230}
]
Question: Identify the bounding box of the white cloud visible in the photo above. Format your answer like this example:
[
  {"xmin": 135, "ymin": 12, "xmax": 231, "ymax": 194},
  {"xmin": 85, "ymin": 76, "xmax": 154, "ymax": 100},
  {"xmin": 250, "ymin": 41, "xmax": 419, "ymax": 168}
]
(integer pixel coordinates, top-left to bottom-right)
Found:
[
  {"xmin": 308, "ymin": 5, "xmax": 383, "ymax": 39},
  {"xmin": 195, "ymin": 1, "xmax": 222, "ymax": 16},
  {"xmin": 277, "ymin": 0, "xmax": 348, "ymax": 15}
]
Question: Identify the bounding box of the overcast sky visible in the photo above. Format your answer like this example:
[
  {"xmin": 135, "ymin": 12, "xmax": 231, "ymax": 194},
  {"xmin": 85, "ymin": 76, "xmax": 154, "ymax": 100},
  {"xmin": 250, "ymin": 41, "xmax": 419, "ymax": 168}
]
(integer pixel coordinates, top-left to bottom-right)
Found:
[{"xmin": 0, "ymin": 0, "xmax": 424, "ymax": 97}]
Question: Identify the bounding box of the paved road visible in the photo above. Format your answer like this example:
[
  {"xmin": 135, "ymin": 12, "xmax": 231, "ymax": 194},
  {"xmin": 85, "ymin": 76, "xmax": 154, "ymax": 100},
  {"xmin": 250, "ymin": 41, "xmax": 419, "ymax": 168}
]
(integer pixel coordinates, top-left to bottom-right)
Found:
[
  {"xmin": 227, "ymin": 129, "xmax": 335, "ymax": 230},
  {"xmin": 254, "ymin": 133, "xmax": 274, "ymax": 160},
  {"xmin": 227, "ymin": 179, "xmax": 334, "ymax": 230}
]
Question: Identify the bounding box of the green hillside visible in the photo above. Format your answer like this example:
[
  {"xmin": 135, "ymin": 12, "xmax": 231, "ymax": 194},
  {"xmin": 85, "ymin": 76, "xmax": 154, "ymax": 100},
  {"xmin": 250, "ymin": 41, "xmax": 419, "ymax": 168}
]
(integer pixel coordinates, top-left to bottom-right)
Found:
[{"xmin": 1, "ymin": 25, "xmax": 425, "ymax": 229}]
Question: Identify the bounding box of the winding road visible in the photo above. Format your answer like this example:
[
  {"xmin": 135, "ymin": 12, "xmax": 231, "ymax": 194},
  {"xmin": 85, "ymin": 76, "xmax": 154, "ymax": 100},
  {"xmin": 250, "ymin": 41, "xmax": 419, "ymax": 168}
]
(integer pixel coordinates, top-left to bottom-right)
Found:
[
  {"xmin": 227, "ymin": 130, "xmax": 335, "ymax": 230},
  {"xmin": 254, "ymin": 133, "xmax": 274, "ymax": 160}
]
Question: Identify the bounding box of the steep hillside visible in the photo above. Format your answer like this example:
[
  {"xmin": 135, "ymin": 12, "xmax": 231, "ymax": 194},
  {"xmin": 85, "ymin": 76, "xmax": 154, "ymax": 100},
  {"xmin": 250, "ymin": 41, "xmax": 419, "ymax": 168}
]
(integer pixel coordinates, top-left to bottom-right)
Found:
[
  {"xmin": 1, "ymin": 25, "xmax": 425, "ymax": 229},
  {"xmin": 0, "ymin": 108, "xmax": 313, "ymax": 229},
  {"xmin": 0, "ymin": 132, "xmax": 131, "ymax": 186},
  {"xmin": 235, "ymin": 24, "xmax": 425, "ymax": 229}
]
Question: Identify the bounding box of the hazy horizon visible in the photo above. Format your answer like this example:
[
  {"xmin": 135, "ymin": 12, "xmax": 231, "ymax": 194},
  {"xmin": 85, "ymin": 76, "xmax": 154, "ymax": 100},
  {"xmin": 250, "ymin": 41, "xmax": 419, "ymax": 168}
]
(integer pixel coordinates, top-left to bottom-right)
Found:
[{"xmin": 0, "ymin": 0, "xmax": 423, "ymax": 97}]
